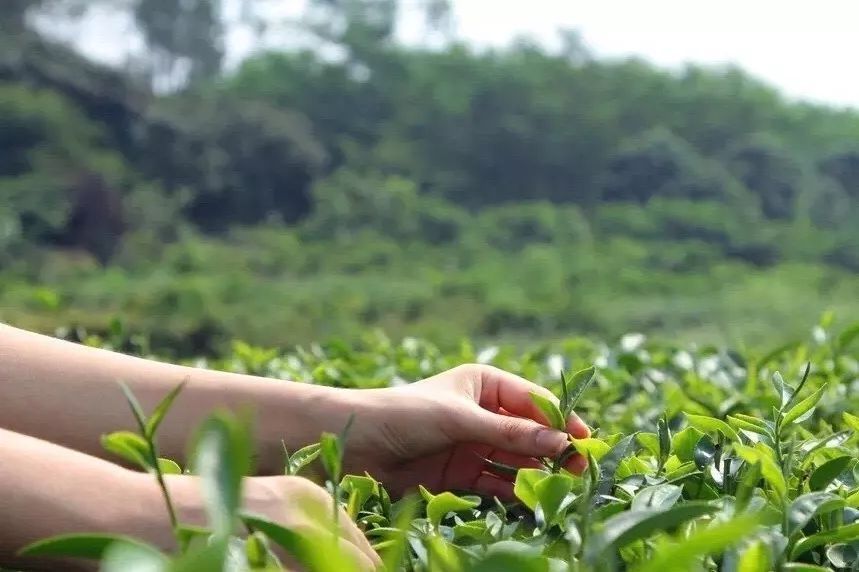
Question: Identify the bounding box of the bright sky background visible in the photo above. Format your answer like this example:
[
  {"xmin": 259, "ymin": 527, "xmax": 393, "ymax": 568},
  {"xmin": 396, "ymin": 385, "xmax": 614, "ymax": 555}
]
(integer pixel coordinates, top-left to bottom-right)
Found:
[{"xmin": 65, "ymin": 0, "xmax": 859, "ymax": 109}]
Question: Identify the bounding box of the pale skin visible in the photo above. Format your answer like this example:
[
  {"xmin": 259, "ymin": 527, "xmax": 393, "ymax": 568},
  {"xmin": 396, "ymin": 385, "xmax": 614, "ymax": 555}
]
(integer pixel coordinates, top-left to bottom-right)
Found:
[{"xmin": 0, "ymin": 323, "xmax": 589, "ymax": 570}]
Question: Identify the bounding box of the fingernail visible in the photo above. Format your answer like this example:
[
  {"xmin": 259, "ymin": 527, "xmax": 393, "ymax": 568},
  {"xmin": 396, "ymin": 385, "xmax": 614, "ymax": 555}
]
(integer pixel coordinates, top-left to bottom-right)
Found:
[{"xmin": 536, "ymin": 428, "xmax": 568, "ymax": 455}]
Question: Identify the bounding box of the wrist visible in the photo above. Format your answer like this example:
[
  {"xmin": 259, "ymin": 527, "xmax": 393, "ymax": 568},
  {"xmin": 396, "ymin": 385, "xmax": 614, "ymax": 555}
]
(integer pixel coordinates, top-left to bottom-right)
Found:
[{"xmin": 255, "ymin": 381, "xmax": 375, "ymax": 475}]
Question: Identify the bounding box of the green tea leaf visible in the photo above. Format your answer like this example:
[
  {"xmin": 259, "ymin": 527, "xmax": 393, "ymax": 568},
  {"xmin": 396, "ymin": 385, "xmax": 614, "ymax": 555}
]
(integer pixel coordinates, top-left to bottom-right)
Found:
[
  {"xmin": 728, "ymin": 416, "xmax": 775, "ymax": 439},
  {"xmin": 587, "ymin": 501, "xmax": 719, "ymax": 561},
  {"xmin": 144, "ymin": 380, "xmax": 187, "ymax": 440},
  {"xmin": 244, "ymin": 531, "xmax": 269, "ymax": 569},
  {"xmin": 790, "ymin": 522, "xmax": 859, "ymax": 559},
  {"xmin": 671, "ymin": 427, "xmax": 704, "ymax": 462},
  {"xmin": 827, "ymin": 542, "xmax": 859, "ymax": 568},
  {"xmin": 735, "ymin": 460, "xmax": 762, "ymax": 512},
  {"xmin": 559, "ymin": 370, "xmax": 570, "ymax": 416},
  {"xmin": 533, "ymin": 473, "xmax": 575, "ymax": 527},
  {"xmin": 786, "ymin": 492, "xmax": 845, "ymax": 536},
  {"xmin": 514, "ymin": 468, "xmax": 551, "ymax": 512},
  {"xmin": 157, "ymin": 458, "xmax": 182, "ymax": 475},
  {"xmin": 637, "ymin": 432, "xmax": 660, "ymax": 458},
  {"xmin": 170, "ymin": 538, "xmax": 228, "ymax": 572},
  {"xmin": 734, "ymin": 444, "xmax": 786, "ymax": 501},
  {"xmin": 319, "ymin": 432, "xmax": 343, "ymax": 483},
  {"xmin": 664, "ymin": 461, "xmax": 700, "ymax": 483},
  {"xmin": 570, "ymin": 437, "xmax": 611, "ymax": 461},
  {"xmin": 420, "ymin": 486, "xmax": 480, "ymax": 527},
  {"xmin": 772, "ymin": 371, "xmax": 794, "ymax": 410},
  {"xmin": 782, "ymin": 564, "xmax": 837, "ymax": 571},
  {"xmin": 101, "ymin": 431, "xmax": 151, "ymax": 470},
  {"xmin": 631, "ymin": 484, "xmax": 682, "ymax": 511},
  {"xmin": 809, "ymin": 455, "xmax": 854, "ymax": 491},
  {"xmin": 597, "ymin": 433, "xmax": 638, "ymax": 495},
  {"xmin": 782, "ymin": 384, "xmax": 827, "ymax": 427},
  {"xmin": 693, "ymin": 434, "xmax": 717, "ymax": 471},
  {"xmin": 192, "ymin": 412, "xmax": 252, "ymax": 537},
  {"xmin": 685, "ymin": 414, "xmax": 739, "ymax": 442},
  {"xmin": 736, "ymin": 540, "xmax": 772, "ymax": 572},
  {"xmin": 480, "ymin": 455, "xmax": 519, "ymax": 478},
  {"xmin": 118, "ymin": 381, "xmax": 149, "ymax": 435},
  {"xmin": 473, "ymin": 548, "xmax": 549, "ymax": 572},
  {"xmin": 18, "ymin": 534, "xmax": 159, "ymax": 561},
  {"xmin": 241, "ymin": 514, "xmax": 330, "ymax": 572},
  {"xmin": 529, "ymin": 391, "xmax": 566, "ymax": 431},
  {"xmin": 843, "ymin": 411, "xmax": 859, "ymax": 433},
  {"xmin": 563, "ymin": 366, "xmax": 596, "ymax": 415},
  {"xmin": 284, "ymin": 442, "xmax": 321, "ymax": 476},
  {"xmin": 100, "ymin": 540, "xmax": 169, "ymax": 572},
  {"xmin": 657, "ymin": 417, "xmax": 671, "ymax": 463},
  {"xmin": 175, "ymin": 524, "xmax": 212, "ymax": 548},
  {"xmin": 633, "ymin": 513, "xmax": 761, "ymax": 572},
  {"xmin": 341, "ymin": 474, "xmax": 377, "ymax": 519}
]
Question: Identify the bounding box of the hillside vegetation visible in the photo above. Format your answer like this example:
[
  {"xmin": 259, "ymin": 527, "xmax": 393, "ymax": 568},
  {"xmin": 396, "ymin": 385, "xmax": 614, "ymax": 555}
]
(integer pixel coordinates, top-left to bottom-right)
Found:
[{"xmin": 3, "ymin": 1, "xmax": 859, "ymax": 354}]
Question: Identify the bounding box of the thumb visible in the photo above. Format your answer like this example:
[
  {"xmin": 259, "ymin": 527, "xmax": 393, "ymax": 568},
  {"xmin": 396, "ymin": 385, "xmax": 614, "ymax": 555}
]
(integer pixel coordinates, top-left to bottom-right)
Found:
[{"xmin": 461, "ymin": 407, "xmax": 570, "ymax": 458}]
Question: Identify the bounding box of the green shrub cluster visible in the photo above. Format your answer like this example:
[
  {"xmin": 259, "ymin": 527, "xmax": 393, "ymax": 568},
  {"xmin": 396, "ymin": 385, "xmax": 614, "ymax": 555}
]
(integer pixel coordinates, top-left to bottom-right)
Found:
[{"xmin": 19, "ymin": 317, "xmax": 859, "ymax": 570}]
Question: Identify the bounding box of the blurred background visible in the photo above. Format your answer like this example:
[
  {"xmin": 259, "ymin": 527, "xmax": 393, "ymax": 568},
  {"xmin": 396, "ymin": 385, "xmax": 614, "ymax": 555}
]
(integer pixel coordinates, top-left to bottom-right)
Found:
[{"xmin": 2, "ymin": 0, "xmax": 859, "ymax": 356}]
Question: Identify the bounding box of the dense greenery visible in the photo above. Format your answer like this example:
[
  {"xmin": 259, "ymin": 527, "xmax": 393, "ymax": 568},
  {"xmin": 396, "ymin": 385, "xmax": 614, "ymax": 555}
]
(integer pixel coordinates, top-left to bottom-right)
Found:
[
  {"xmin": 19, "ymin": 317, "xmax": 859, "ymax": 570},
  {"xmin": 3, "ymin": 0, "xmax": 859, "ymax": 351}
]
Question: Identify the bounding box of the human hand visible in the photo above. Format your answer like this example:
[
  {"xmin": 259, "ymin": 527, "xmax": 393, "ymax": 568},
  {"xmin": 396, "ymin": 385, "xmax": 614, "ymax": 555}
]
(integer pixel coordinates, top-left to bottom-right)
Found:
[
  {"xmin": 159, "ymin": 475, "xmax": 381, "ymax": 571},
  {"xmin": 344, "ymin": 364, "xmax": 590, "ymax": 498}
]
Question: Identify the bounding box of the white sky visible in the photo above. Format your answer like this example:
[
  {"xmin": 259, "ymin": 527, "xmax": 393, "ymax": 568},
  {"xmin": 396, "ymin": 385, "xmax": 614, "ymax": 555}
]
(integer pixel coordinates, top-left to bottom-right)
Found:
[{"xmin": 64, "ymin": 0, "xmax": 859, "ymax": 109}]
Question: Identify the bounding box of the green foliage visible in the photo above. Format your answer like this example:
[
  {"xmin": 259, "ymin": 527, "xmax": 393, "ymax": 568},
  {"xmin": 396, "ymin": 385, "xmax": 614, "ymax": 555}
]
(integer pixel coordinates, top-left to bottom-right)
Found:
[
  {"xmin": 18, "ymin": 319, "xmax": 859, "ymax": 570},
  {"xmin": 8, "ymin": 2, "xmax": 859, "ymax": 349}
]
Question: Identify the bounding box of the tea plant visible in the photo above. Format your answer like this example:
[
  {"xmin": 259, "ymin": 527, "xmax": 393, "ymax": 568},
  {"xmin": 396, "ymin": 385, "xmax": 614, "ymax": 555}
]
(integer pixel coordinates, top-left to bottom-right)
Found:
[{"xmin": 17, "ymin": 317, "xmax": 859, "ymax": 570}]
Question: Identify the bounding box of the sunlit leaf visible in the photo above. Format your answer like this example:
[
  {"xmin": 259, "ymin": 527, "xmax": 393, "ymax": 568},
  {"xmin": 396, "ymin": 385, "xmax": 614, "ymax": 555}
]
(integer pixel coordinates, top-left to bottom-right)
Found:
[
  {"xmin": 529, "ymin": 391, "xmax": 566, "ymax": 431},
  {"xmin": 631, "ymin": 484, "xmax": 682, "ymax": 511},
  {"xmin": 671, "ymin": 426, "xmax": 704, "ymax": 462},
  {"xmin": 733, "ymin": 444, "xmax": 786, "ymax": 501},
  {"xmin": 786, "ymin": 492, "xmax": 845, "ymax": 536},
  {"xmin": 534, "ymin": 473, "xmax": 575, "ymax": 527},
  {"xmin": 790, "ymin": 522, "xmax": 859, "ymax": 559},
  {"xmin": 633, "ymin": 513, "xmax": 761, "ymax": 572},
  {"xmin": 101, "ymin": 431, "xmax": 151, "ymax": 470},
  {"xmin": 563, "ymin": 366, "xmax": 596, "ymax": 415},
  {"xmin": 809, "ymin": 455, "xmax": 854, "ymax": 491},
  {"xmin": 283, "ymin": 442, "xmax": 320, "ymax": 476},
  {"xmin": 19, "ymin": 534, "xmax": 159, "ymax": 561},
  {"xmin": 587, "ymin": 501, "xmax": 719, "ymax": 561},
  {"xmin": 782, "ymin": 385, "xmax": 827, "ymax": 428},
  {"xmin": 192, "ymin": 412, "xmax": 252, "ymax": 537},
  {"xmin": 686, "ymin": 414, "xmax": 739, "ymax": 442},
  {"xmin": 570, "ymin": 437, "xmax": 611, "ymax": 461},
  {"xmin": 144, "ymin": 380, "xmax": 187, "ymax": 440},
  {"xmin": 736, "ymin": 540, "xmax": 772, "ymax": 572},
  {"xmin": 419, "ymin": 486, "xmax": 480, "ymax": 528}
]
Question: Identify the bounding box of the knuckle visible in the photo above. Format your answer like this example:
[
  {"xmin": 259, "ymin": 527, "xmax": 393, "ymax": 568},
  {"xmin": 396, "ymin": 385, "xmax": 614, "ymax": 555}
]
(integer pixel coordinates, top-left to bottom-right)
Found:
[{"xmin": 498, "ymin": 416, "xmax": 525, "ymax": 443}]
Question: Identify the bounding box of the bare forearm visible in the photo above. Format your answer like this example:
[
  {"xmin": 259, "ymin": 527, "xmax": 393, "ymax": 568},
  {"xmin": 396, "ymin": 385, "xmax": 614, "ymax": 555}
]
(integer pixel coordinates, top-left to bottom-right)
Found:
[
  {"xmin": 0, "ymin": 324, "xmax": 362, "ymax": 474},
  {"xmin": 0, "ymin": 428, "xmax": 163, "ymax": 569}
]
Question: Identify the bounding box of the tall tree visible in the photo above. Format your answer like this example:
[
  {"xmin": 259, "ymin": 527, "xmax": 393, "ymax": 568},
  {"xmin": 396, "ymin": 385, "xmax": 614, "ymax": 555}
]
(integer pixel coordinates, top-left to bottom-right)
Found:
[{"xmin": 132, "ymin": 0, "xmax": 225, "ymax": 91}]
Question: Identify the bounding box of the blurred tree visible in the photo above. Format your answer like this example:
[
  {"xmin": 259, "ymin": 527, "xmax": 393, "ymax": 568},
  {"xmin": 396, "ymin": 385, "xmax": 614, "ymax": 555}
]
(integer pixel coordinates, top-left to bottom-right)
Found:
[
  {"xmin": 724, "ymin": 133, "xmax": 806, "ymax": 220},
  {"xmin": 301, "ymin": 168, "xmax": 466, "ymax": 244},
  {"xmin": 142, "ymin": 92, "xmax": 327, "ymax": 231},
  {"xmin": 820, "ymin": 148, "xmax": 859, "ymax": 200},
  {"xmin": 599, "ymin": 127, "xmax": 743, "ymax": 203},
  {"xmin": 472, "ymin": 202, "xmax": 591, "ymax": 251},
  {"xmin": 0, "ymin": 82, "xmax": 129, "ymax": 260},
  {"xmin": 132, "ymin": 0, "xmax": 224, "ymax": 91}
]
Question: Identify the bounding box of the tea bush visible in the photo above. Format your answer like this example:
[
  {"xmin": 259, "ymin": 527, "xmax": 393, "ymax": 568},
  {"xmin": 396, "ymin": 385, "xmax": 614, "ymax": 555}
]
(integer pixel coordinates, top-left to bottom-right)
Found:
[{"xmin": 20, "ymin": 317, "xmax": 859, "ymax": 571}]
